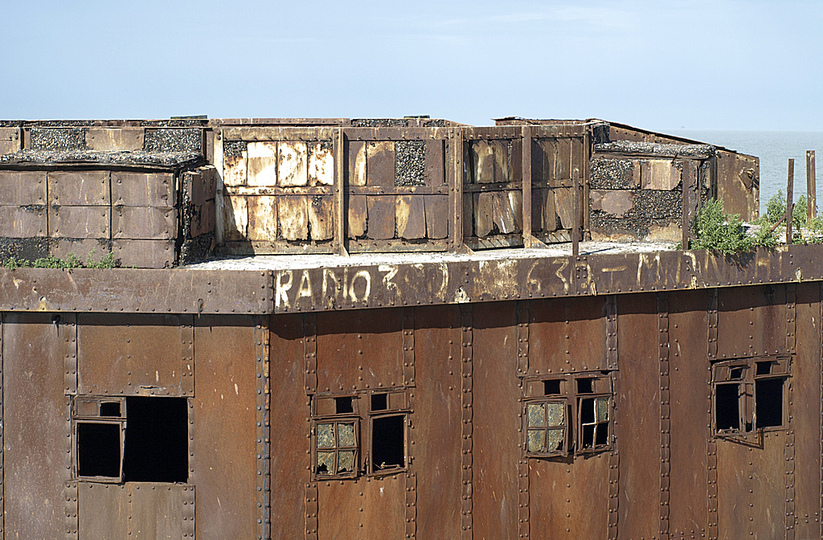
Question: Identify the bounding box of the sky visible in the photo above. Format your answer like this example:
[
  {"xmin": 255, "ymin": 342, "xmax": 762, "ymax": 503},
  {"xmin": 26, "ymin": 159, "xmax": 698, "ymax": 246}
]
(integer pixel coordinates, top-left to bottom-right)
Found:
[{"xmin": 1, "ymin": 0, "xmax": 820, "ymax": 131}]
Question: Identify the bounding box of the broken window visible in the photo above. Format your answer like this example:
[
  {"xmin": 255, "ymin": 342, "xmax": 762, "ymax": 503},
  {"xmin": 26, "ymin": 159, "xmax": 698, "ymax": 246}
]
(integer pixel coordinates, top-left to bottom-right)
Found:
[
  {"xmin": 523, "ymin": 373, "xmax": 612, "ymax": 458},
  {"xmin": 73, "ymin": 396, "xmax": 189, "ymax": 483},
  {"xmin": 311, "ymin": 389, "xmax": 409, "ymax": 479},
  {"xmin": 712, "ymin": 356, "xmax": 790, "ymax": 436}
]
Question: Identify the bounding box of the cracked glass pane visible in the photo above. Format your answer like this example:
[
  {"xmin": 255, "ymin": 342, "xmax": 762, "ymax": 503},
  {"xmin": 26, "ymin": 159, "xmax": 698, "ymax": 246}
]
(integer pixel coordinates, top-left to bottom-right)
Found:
[
  {"xmin": 317, "ymin": 451, "xmax": 334, "ymax": 474},
  {"xmin": 595, "ymin": 397, "xmax": 609, "ymax": 422},
  {"xmin": 527, "ymin": 403, "xmax": 546, "ymax": 427},
  {"xmin": 546, "ymin": 428, "xmax": 564, "ymax": 452},
  {"xmin": 527, "ymin": 429, "xmax": 545, "ymax": 453},
  {"xmin": 317, "ymin": 423, "xmax": 335, "ymax": 449},
  {"xmin": 546, "ymin": 402, "xmax": 564, "ymax": 427},
  {"xmin": 338, "ymin": 450, "xmax": 355, "ymax": 473},
  {"xmin": 338, "ymin": 422, "xmax": 356, "ymax": 447}
]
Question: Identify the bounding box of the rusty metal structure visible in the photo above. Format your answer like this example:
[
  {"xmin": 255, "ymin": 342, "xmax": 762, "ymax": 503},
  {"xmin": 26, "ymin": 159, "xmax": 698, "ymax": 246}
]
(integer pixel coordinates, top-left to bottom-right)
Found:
[{"xmin": 1, "ymin": 117, "xmax": 819, "ymax": 539}]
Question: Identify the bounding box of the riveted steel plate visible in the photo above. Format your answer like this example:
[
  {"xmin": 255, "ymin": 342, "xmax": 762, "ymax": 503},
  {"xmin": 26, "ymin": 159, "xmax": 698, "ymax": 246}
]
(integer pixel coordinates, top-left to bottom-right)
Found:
[
  {"xmin": 48, "ymin": 171, "xmax": 110, "ymax": 206},
  {"xmin": 112, "ymin": 171, "xmax": 175, "ymax": 207},
  {"xmin": 0, "ymin": 170, "xmax": 46, "ymax": 205}
]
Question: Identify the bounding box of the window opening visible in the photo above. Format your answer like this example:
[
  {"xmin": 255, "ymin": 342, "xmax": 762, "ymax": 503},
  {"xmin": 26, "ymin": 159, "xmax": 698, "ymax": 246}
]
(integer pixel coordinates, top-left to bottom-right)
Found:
[
  {"xmin": 122, "ymin": 397, "xmax": 188, "ymax": 483},
  {"xmin": 315, "ymin": 420, "xmax": 358, "ymax": 477},
  {"xmin": 335, "ymin": 396, "xmax": 354, "ymax": 414},
  {"xmin": 77, "ymin": 422, "xmax": 121, "ymax": 479},
  {"xmin": 74, "ymin": 396, "xmax": 188, "ymax": 484},
  {"xmin": 100, "ymin": 402, "xmax": 121, "ymax": 417},
  {"xmin": 576, "ymin": 378, "xmax": 594, "ymax": 394},
  {"xmin": 312, "ymin": 389, "xmax": 410, "ymax": 480},
  {"xmin": 755, "ymin": 378, "xmax": 784, "ymax": 428},
  {"xmin": 543, "ymin": 379, "xmax": 562, "ymax": 395},
  {"xmin": 524, "ymin": 372, "xmax": 612, "ymax": 458},
  {"xmin": 371, "ymin": 415, "xmax": 405, "ymax": 471},
  {"xmin": 371, "ymin": 393, "xmax": 388, "ymax": 411},
  {"xmin": 712, "ymin": 356, "xmax": 789, "ymax": 437}
]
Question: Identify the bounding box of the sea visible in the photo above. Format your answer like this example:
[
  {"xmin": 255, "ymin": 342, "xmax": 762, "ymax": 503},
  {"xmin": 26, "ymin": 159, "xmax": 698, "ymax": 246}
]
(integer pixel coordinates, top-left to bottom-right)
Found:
[{"xmin": 672, "ymin": 130, "xmax": 823, "ymax": 216}]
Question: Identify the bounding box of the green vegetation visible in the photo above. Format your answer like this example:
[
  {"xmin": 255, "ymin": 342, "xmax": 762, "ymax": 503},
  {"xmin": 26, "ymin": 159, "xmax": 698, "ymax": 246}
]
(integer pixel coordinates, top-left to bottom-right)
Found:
[
  {"xmin": 688, "ymin": 199, "xmax": 777, "ymax": 254},
  {"xmin": 2, "ymin": 250, "xmax": 116, "ymax": 269},
  {"xmin": 755, "ymin": 190, "xmax": 823, "ymax": 244}
]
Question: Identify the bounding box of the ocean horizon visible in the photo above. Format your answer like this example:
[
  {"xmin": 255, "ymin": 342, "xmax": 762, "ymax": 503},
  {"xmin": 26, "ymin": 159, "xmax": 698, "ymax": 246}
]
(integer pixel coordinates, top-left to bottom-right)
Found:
[{"xmin": 671, "ymin": 130, "xmax": 823, "ymax": 217}]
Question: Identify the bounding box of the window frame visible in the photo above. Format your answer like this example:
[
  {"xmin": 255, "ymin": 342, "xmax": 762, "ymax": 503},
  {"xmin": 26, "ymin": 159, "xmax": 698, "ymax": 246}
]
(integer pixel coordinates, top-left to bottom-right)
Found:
[
  {"xmin": 522, "ymin": 372, "xmax": 614, "ymax": 459},
  {"xmin": 72, "ymin": 397, "xmax": 127, "ymax": 483},
  {"xmin": 313, "ymin": 418, "xmax": 360, "ymax": 479},
  {"xmin": 310, "ymin": 388, "xmax": 410, "ymax": 480},
  {"xmin": 711, "ymin": 356, "xmax": 791, "ymax": 438}
]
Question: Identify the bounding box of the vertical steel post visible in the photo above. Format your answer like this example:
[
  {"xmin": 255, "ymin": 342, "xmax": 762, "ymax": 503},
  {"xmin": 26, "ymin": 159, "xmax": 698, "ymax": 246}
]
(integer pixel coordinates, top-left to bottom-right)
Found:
[
  {"xmin": 787, "ymin": 159, "xmax": 794, "ymax": 245},
  {"xmin": 572, "ymin": 167, "xmax": 580, "ymax": 257},
  {"xmin": 807, "ymin": 150, "xmax": 816, "ymax": 221},
  {"xmin": 450, "ymin": 128, "xmax": 465, "ymax": 251},
  {"xmin": 333, "ymin": 128, "xmax": 347, "ymax": 256},
  {"xmin": 521, "ymin": 126, "xmax": 533, "ymax": 248},
  {"xmin": 681, "ymin": 161, "xmax": 693, "ymax": 249}
]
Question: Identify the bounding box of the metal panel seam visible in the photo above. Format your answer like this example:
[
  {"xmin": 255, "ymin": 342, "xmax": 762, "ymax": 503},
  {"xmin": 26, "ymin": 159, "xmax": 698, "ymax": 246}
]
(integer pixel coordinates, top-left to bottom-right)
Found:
[
  {"xmin": 182, "ymin": 485, "xmax": 196, "ymax": 538},
  {"xmin": 64, "ymin": 480, "xmax": 78, "ymax": 539},
  {"xmin": 608, "ymin": 297, "xmax": 620, "ymax": 540},
  {"xmin": 63, "ymin": 314, "xmax": 77, "ymax": 395},
  {"xmin": 403, "ymin": 308, "xmax": 415, "ymax": 387},
  {"xmin": 708, "ymin": 289, "xmax": 718, "ymax": 360},
  {"xmin": 607, "ymin": 295, "xmax": 618, "ymax": 370},
  {"xmin": 786, "ymin": 375, "xmax": 796, "ymax": 540},
  {"xmin": 255, "ymin": 318, "xmax": 271, "ymax": 540},
  {"xmin": 707, "ymin": 293, "xmax": 719, "ymax": 539},
  {"xmin": 303, "ymin": 314, "xmax": 317, "ymax": 394},
  {"xmin": 658, "ymin": 292, "xmax": 671, "ymax": 540},
  {"xmin": 460, "ymin": 304, "xmax": 473, "ymax": 539},
  {"xmin": 305, "ymin": 482, "xmax": 318, "ymax": 539},
  {"xmin": 516, "ymin": 301, "xmax": 529, "ymax": 376},
  {"xmin": 786, "ymin": 283, "xmax": 796, "ymax": 354}
]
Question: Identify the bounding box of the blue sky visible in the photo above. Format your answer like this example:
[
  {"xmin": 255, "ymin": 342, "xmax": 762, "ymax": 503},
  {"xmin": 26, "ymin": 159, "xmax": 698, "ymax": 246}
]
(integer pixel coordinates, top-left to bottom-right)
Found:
[{"xmin": 1, "ymin": 0, "xmax": 820, "ymax": 131}]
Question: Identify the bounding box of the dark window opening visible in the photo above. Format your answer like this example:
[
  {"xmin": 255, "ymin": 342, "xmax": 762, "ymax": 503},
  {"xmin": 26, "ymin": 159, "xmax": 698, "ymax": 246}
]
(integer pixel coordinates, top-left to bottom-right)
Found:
[
  {"xmin": 595, "ymin": 423, "xmax": 609, "ymax": 446},
  {"xmin": 581, "ymin": 423, "xmax": 595, "ymax": 448},
  {"xmin": 716, "ymin": 384, "xmax": 740, "ymax": 431},
  {"xmin": 730, "ymin": 367, "xmax": 745, "ymax": 380},
  {"xmin": 543, "ymin": 379, "xmax": 561, "ymax": 395},
  {"xmin": 372, "ymin": 415, "xmax": 404, "ymax": 471},
  {"xmin": 756, "ymin": 361, "xmax": 773, "ymax": 376},
  {"xmin": 335, "ymin": 396, "xmax": 354, "ymax": 414},
  {"xmin": 756, "ymin": 379, "xmax": 784, "ymax": 428},
  {"xmin": 100, "ymin": 402, "xmax": 121, "ymax": 417},
  {"xmin": 77, "ymin": 422, "xmax": 121, "ymax": 478},
  {"xmin": 122, "ymin": 397, "xmax": 188, "ymax": 483},
  {"xmin": 371, "ymin": 393, "xmax": 388, "ymax": 411},
  {"xmin": 580, "ymin": 398, "xmax": 595, "ymax": 424},
  {"xmin": 577, "ymin": 378, "xmax": 594, "ymax": 394}
]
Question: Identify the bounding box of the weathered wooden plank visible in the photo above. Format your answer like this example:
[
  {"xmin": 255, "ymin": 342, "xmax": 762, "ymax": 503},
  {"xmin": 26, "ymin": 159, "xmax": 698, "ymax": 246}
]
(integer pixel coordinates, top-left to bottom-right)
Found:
[
  {"xmin": 278, "ymin": 196, "xmax": 309, "ymax": 240},
  {"xmin": 366, "ymin": 195, "xmax": 395, "ymax": 239},
  {"xmin": 278, "ymin": 141, "xmax": 308, "ymax": 187},
  {"xmin": 347, "ymin": 194, "xmax": 367, "ymax": 238},
  {"xmin": 424, "ymin": 139, "xmax": 445, "ymax": 186},
  {"xmin": 366, "ymin": 141, "xmax": 395, "ymax": 187},
  {"xmin": 471, "ymin": 140, "xmax": 495, "ymax": 183},
  {"xmin": 348, "ymin": 141, "xmax": 367, "ymax": 187},
  {"xmin": 222, "ymin": 194, "xmax": 248, "ymax": 241},
  {"xmin": 554, "ymin": 187, "xmax": 574, "ymax": 229},
  {"xmin": 246, "ymin": 141, "xmax": 278, "ymax": 187},
  {"xmin": 491, "ymin": 140, "xmax": 510, "ymax": 182},
  {"xmin": 425, "ymin": 195, "xmax": 449, "ymax": 239},
  {"xmin": 474, "ymin": 192, "xmax": 494, "ymax": 237},
  {"xmin": 247, "ymin": 196, "xmax": 278, "ymax": 241},
  {"xmin": 308, "ymin": 141, "xmax": 334, "ymax": 186},
  {"xmin": 308, "ymin": 196, "xmax": 334, "ymax": 240},
  {"xmin": 396, "ymin": 195, "xmax": 426, "ymax": 239}
]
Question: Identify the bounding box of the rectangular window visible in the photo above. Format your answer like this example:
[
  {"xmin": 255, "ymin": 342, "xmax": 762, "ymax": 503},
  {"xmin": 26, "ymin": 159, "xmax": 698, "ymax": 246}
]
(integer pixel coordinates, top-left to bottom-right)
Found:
[
  {"xmin": 312, "ymin": 389, "xmax": 409, "ymax": 479},
  {"xmin": 73, "ymin": 396, "xmax": 189, "ymax": 484},
  {"xmin": 523, "ymin": 373, "xmax": 612, "ymax": 458},
  {"xmin": 712, "ymin": 356, "xmax": 790, "ymax": 436}
]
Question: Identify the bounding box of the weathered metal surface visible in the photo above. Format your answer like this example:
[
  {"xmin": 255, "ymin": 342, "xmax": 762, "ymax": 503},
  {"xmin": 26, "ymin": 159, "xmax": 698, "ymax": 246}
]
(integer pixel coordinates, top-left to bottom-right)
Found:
[
  {"xmin": 471, "ymin": 302, "xmax": 519, "ymax": 538},
  {"xmin": 716, "ymin": 284, "xmax": 789, "ymax": 359},
  {"xmin": 412, "ymin": 305, "xmax": 462, "ymax": 539},
  {"xmin": 614, "ymin": 293, "xmax": 659, "ymax": 539},
  {"xmin": 112, "ymin": 171, "xmax": 175, "ymax": 208},
  {"xmin": 48, "ymin": 170, "xmax": 111, "ymax": 206},
  {"xmin": 269, "ymin": 314, "xmax": 310, "ymax": 538},
  {"xmin": 0, "ymin": 268, "xmax": 273, "ymax": 313},
  {"xmin": 48, "ymin": 206, "xmax": 110, "ymax": 238},
  {"xmin": 113, "ymin": 206, "xmax": 176, "ymax": 240},
  {"xmin": 0, "ymin": 170, "xmax": 46, "ymax": 205},
  {"xmin": 193, "ymin": 316, "xmax": 259, "ymax": 539},
  {"xmin": 3, "ymin": 313, "xmax": 72, "ymax": 539},
  {"xmin": 76, "ymin": 314, "xmax": 193, "ymax": 396},
  {"xmin": 112, "ymin": 239, "xmax": 175, "ymax": 268},
  {"xmin": 790, "ymin": 283, "xmax": 820, "ymax": 537},
  {"xmin": 716, "ymin": 149, "xmax": 759, "ymax": 222},
  {"xmin": 668, "ymin": 290, "xmax": 711, "ymax": 538},
  {"xmin": 86, "ymin": 127, "xmax": 144, "ymax": 151},
  {"xmin": 0, "ymin": 205, "xmax": 47, "ymax": 237},
  {"xmin": 315, "ymin": 308, "xmax": 404, "ymax": 392},
  {"xmin": 529, "ymin": 296, "xmax": 610, "ymax": 374}
]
